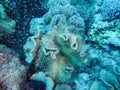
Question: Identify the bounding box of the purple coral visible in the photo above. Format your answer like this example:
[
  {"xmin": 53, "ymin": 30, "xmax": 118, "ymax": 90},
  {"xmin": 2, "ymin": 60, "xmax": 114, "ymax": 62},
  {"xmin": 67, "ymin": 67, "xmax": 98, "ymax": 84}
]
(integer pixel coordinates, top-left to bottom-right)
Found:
[{"xmin": 0, "ymin": 45, "xmax": 29, "ymax": 90}]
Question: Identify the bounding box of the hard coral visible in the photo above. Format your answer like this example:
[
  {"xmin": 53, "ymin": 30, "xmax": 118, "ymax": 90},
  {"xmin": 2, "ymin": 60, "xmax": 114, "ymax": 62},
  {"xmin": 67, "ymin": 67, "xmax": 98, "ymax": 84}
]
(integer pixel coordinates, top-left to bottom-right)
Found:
[
  {"xmin": 34, "ymin": 26, "xmax": 88, "ymax": 84},
  {"xmin": 24, "ymin": 4, "xmax": 85, "ymax": 63},
  {"xmin": 24, "ymin": 3, "xmax": 87, "ymax": 87},
  {"xmin": 100, "ymin": 0, "xmax": 120, "ymax": 20},
  {"xmin": 0, "ymin": 45, "xmax": 29, "ymax": 90},
  {"xmin": 29, "ymin": 4, "xmax": 85, "ymax": 35},
  {"xmin": 24, "ymin": 31, "xmax": 42, "ymax": 63},
  {"xmin": 30, "ymin": 71, "xmax": 54, "ymax": 90},
  {"xmin": 55, "ymin": 84, "xmax": 72, "ymax": 90},
  {"xmin": 0, "ymin": 4, "xmax": 16, "ymax": 37}
]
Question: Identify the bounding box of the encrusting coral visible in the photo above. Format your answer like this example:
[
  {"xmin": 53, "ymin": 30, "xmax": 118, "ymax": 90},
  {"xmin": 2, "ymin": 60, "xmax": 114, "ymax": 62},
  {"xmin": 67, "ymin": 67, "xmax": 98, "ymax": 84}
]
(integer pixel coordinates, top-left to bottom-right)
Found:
[{"xmin": 0, "ymin": 45, "xmax": 29, "ymax": 90}]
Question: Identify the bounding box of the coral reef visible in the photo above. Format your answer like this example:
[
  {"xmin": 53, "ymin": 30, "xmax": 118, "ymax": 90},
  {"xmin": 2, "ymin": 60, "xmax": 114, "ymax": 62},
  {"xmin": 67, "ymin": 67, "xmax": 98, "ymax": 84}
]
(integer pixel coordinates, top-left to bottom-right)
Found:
[
  {"xmin": 0, "ymin": 0, "xmax": 120, "ymax": 90},
  {"xmin": 0, "ymin": 4, "xmax": 16, "ymax": 37},
  {"xmin": 36, "ymin": 26, "xmax": 88, "ymax": 84},
  {"xmin": 24, "ymin": 31, "xmax": 42, "ymax": 63},
  {"xmin": 55, "ymin": 84, "xmax": 72, "ymax": 90},
  {"xmin": 47, "ymin": 0, "xmax": 70, "ymax": 8},
  {"xmin": 24, "ymin": 3, "xmax": 85, "ymax": 63},
  {"xmin": 0, "ymin": 45, "xmax": 29, "ymax": 90},
  {"xmin": 24, "ymin": 2, "xmax": 89, "ymax": 88},
  {"xmin": 0, "ymin": 0, "xmax": 47, "ymax": 58},
  {"xmin": 100, "ymin": 0, "xmax": 120, "ymax": 20},
  {"xmin": 87, "ymin": 46, "xmax": 120, "ymax": 90},
  {"xmin": 74, "ymin": 73, "xmax": 90, "ymax": 90},
  {"xmin": 88, "ymin": 0, "xmax": 120, "ymax": 49},
  {"xmin": 70, "ymin": 0, "xmax": 95, "ymax": 20},
  {"xmin": 30, "ymin": 71, "xmax": 54, "ymax": 90},
  {"xmin": 29, "ymin": 4, "xmax": 85, "ymax": 35}
]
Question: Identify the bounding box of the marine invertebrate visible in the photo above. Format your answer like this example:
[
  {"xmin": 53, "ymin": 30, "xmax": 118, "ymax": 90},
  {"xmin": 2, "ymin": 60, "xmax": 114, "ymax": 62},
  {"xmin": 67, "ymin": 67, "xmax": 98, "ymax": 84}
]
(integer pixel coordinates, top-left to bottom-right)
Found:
[
  {"xmin": 24, "ymin": 31, "xmax": 42, "ymax": 63},
  {"xmin": 24, "ymin": 3, "xmax": 88, "ymax": 87},
  {"xmin": 74, "ymin": 73, "xmax": 90, "ymax": 90},
  {"xmin": 87, "ymin": 0, "xmax": 120, "ymax": 49},
  {"xmin": 113, "ymin": 62, "xmax": 120, "ymax": 75},
  {"xmin": 29, "ymin": 4, "xmax": 85, "ymax": 36},
  {"xmin": 90, "ymin": 80, "xmax": 108, "ymax": 90},
  {"xmin": 99, "ymin": 70, "xmax": 120, "ymax": 90},
  {"xmin": 88, "ymin": 19, "xmax": 120, "ymax": 48},
  {"xmin": 55, "ymin": 84, "xmax": 72, "ymax": 90},
  {"xmin": 30, "ymin": 71, "xmax": 54, "ymax": 90},
  {"xmin": 47, "ymin": 0, "xmax": 70, "ymax": 8},
  {"xmin": 0, "ymin": 45, "xmax": 29, "ymax": 90},
  {"xmin": 0, "ymin": 4, "xmax": 16, "ymax": 37},
  {"xmin": 35, "ymin": 26, "xmax": 88, "ymax": 84},
  {"xmin": 24, "ymin": 4, "xmax": 85, "ymax": 63},
  {"xmin": 100, "ymin": 0, "xmax": 120, "ymax": 20},
  {"xmin": 89, "ymin": 69, "xmax": 120, "ymax": 90},
  {"xmin": 108, "ymin": 37, "xmax": 120, "ymax": 47}
]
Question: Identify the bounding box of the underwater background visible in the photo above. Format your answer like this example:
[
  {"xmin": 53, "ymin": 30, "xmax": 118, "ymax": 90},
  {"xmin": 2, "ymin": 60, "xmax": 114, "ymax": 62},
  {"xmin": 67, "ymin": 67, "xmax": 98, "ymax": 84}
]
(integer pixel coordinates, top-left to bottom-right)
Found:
[{"xmin": 0, "ymin": 0, "xmax": 120, "ymax": 90}]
